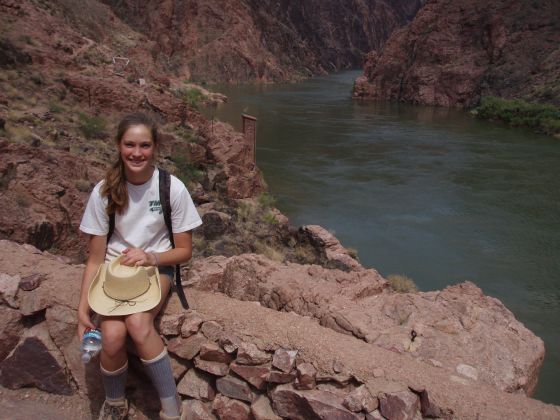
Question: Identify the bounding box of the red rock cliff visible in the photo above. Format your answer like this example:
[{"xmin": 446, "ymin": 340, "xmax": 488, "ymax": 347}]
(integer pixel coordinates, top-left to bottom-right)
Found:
[
  {"xmin": 353, "ymin": 0, "xmax": 560, "ymax": 108},
  {"xmin": 102, "ymin": 0, "xmax": 423, "ymax": 82}
]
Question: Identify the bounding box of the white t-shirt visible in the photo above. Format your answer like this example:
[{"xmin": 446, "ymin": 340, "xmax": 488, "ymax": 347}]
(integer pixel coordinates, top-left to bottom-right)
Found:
[{"xmin": 80, "ymin": 168, "xmax": 202, "ymax": 261}]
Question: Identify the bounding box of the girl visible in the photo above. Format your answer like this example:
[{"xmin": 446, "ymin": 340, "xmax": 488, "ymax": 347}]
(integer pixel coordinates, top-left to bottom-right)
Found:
[{"xmin": 77, "ymin": 113, "xmax": 202, "ymax": 420}]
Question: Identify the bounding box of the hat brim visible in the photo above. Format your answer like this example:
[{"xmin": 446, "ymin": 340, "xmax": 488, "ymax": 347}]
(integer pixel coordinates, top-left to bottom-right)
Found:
[{"xmin": 88, "ymin": 263, "xmax": 161, "ymax": 316}]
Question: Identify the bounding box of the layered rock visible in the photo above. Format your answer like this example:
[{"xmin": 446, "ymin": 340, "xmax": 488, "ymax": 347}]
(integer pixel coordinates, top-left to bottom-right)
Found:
[
  {"xmin": 103, "ymin": 0, "xmax": 423, "ymax": 83},
  {"xmin": 353, "ymin": 0, "xmax": 560, "ymax": 107},
  {"xmin": 186, "ymin": 253, "xmax": 544, "ymax": 395},
  {"xmin": 0, "ymin": 239, "xmax": 559, "ymax": 418}
]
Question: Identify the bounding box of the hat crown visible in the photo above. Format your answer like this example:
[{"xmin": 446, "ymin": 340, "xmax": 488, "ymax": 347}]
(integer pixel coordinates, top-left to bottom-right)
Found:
[{"xmin": 103, "ymin": 256, "xmax": 151, "ymax": 301}]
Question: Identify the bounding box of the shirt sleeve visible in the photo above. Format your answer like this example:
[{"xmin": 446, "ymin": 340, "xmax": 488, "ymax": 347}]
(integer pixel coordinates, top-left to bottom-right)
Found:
[
  {"xmin": 79, "ymin": 182, "xmax": 110, "ymax": 236},
  {"xmin": 170, "ymin": 177, "xmax": 203, "ymax": 233}
]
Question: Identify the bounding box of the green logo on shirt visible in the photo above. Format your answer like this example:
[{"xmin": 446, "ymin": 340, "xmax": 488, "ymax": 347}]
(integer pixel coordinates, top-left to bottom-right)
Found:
[{"xmin": 149, "ymin": 200, "xmax": 162, "ymax": 214}]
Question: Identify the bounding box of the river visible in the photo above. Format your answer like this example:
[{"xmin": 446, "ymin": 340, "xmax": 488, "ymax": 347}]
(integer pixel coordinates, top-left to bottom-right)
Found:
[{"xmin": 203, "ymin": 71, "xmax": 560, "ymax": 404}]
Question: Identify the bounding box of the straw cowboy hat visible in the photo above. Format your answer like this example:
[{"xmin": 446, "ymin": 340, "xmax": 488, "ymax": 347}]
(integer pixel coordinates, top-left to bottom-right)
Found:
[{"xmin": 88, "ymin": 255, "xmax": 161, "ymax": 316}]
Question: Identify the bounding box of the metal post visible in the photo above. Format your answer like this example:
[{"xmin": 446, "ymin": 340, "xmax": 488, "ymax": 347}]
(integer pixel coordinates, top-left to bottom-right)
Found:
[{"xmin": 242, "ymin": 114, "xmax": 257, "ymax": 171}]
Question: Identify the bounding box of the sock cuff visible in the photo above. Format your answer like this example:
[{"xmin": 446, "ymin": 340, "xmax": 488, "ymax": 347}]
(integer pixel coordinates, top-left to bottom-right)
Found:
[
  {"xmin": 140, "ymin": 347, "xmax": 168, "ymax": 364},
  {"xmin": 100, "ymin": 361, "xmax": 128, "ymax": 376}
]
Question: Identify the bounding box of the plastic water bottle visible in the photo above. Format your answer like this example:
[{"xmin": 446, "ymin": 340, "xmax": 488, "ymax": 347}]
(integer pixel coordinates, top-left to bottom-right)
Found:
[{"xmin": 81, "ymin": 329, "xmax": 102, "ymax": 363}]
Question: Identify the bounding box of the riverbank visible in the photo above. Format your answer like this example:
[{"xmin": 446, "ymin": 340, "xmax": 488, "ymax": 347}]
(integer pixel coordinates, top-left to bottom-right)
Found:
[{"xmin": 473, "ymin": 97, "xmax": 560, "ymax": 138}]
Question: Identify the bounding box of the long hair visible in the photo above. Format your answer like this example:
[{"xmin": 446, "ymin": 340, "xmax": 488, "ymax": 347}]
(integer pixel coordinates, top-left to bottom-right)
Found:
[{"xmin": 101, "ymin": 113, "xmax": 158, "ymax": 215}]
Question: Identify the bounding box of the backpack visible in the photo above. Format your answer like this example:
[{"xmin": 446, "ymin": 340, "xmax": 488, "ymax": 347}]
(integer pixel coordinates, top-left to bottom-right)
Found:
[{"xmin": 107, "ymin": 168, "xmax": 190, "ymax": 309}]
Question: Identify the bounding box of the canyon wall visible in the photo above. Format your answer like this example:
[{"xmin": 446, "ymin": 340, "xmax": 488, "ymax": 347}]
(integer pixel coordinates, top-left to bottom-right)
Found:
[
  {"xmin": 102, "ymin": 0, "xmax": 423, "ymax": 82},
  {"xmin": 353, "ymin": 0, "xmax": 560, "ymax": 108}
]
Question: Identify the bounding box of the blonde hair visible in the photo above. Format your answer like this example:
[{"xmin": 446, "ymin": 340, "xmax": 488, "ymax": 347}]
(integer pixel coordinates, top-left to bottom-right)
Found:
[{"xmin": 101, "ymin": 113, "xmax": 158, "ymax": 215}]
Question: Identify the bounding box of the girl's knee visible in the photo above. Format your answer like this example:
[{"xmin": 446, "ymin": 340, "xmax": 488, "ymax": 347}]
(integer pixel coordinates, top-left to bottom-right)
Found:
[
  {"xmin": 101, "ymin": 324, "xmax": 127, "ymax": 357},
  {"xmin": 125, "ymin": 313, "xmax": 154, "ymax": 344}
]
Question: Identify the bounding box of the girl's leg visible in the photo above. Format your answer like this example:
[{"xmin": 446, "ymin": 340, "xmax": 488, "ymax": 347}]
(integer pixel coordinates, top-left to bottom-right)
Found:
[
  {"xmin": 125, "ymin": 274, "xmax": 180, "ymax": 418},
  {"xmin": 98, "ymin": 316, "xmax": 129, "ymax": 420}
]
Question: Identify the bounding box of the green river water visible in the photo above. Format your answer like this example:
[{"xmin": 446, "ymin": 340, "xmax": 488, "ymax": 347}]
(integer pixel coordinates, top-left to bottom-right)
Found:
[{"xmin": 204, "ymin": 71, "xmax": 560, "ymax": 404}]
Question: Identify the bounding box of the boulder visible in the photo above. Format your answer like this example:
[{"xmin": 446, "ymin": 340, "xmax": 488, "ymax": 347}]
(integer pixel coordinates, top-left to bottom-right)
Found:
[
  {"xmin": 379, "ymin": 391, "xmax": 420, "ymax": 420},
  {"xmin": 212, "ymin": 394, "xmax": 252, "ymax": 420},
  {"xmin": 200, "ymin": 321, "xmax": 224, "ymax": 342},
  {"xmin": 0, "ymin": 272, "xmax": 20, "ymax": 308},
  {"xmin": 216, "ymin": 375, "xmax": 256, "ymax": 403},
  {"xmin": 168, "ymin": 333, "xmax": 210, "ymax": 360},
  {"xmin": 272, "ymin": 348, "xmax": 297, "ymax": 373},
  {"xmin": 177, "ymin": 368, "xmax": 216, "ymax": 401},
  {"xmin": 182, "ymin": 399, "xmax": 217, "ymax": 420},
  {"xmin": 183, "ymin": 256, "xmax": 228, "ymax": 292},
  {"xmin": 251, "ymin": 394, "xmax": 282, "ymax": 420},
  {"xmin": 181, "ymin": 311, "xmax": 205, "ymax": 337},
  {"xmin": 194, "ymin": 357, "xmax": 230, "ymax": 376},
  {"xmin": 0, "ymin": 305, "xmax": 23, "ymax": 361},
  {"xmin": 236, "ymin": 341, "xmax": 271, "ymax": 365},
  {"xmin": 230, "ymin": 363, "xmax": 271, "ymax": 390},
  {"xmin": 157, "ymin": 312, "xmax": 185, "ymax": 336},
  {"xmin": 199, "ymin": 342, "xmax": 233, "ymax": 364},
  {"xmin": 0, "ymin": 323, "xmax": 74, "ymax": 395},
  {"xmin": 19, "ymin": 273, "xmax": 45, "ymax": 291},
  {"xmin": 270, "ymin": 384, "xmax": 362, "ymax": 420},
  {"xmin": 343, "ymin": 385, "xmax": 378, "ymax": 413},
  {"xmin": 295, "ymin": 362, "xmax": 317, "ymax": 390},
  {"xmin": 300, "ymin": 225, "xmax": 363, "ymax": 271}
]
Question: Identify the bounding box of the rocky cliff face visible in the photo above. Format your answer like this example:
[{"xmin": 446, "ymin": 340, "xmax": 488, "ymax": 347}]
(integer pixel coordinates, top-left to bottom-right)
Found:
[
  {"xmin": 353, "ymin": 0, "xmax": 560, "ymax": 108},
  {"xmin": 102, "ymin": 0, "xmax": 423, "ymax": 82}
]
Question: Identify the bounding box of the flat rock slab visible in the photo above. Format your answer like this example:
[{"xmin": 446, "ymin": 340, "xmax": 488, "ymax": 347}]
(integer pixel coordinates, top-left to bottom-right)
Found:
[
  {"xmin": 216, "ymin": 375, "xmax": 255, "ymax": 403},
  {"xmin": 230, "ymin": 363, "xmax": 271, "ymax": 390},
  {"xmin": 379, "ymin": 391, "xmax": 420, "ymax": 420},
  {"xmin": 270, "ymin": 384, "xmax": 362, "ymax": 420},
  {"xmin": 177, "ymin": 368, "xmax": 215, "ymax": 401},
  {"xmin": 272, "ymin": 348, "xmax": 297, "ymax": 373},
  {"xmin": 182, "ymin": 399, "xmax": 217, "ymax": 420},
  {"xmin": 212, "ymin": 395, "xmax": 252, "ymax": 420},
  {"xmin": 168, "ymin": 333, "xmax": 209, "ymax": 360},
  {"xmin": 0, "ymin": 337, "xmax": 73, "ymax": 395}
]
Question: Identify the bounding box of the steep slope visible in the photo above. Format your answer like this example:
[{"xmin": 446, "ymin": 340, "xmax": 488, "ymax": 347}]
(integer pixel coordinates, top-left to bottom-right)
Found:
[
  {"xmin": 353, "ymin": 0, "xmax": 560, "ymax": 108},
  {"xmin": 102, "ymin": 0, "xmax": 423, "ymax": 82}
]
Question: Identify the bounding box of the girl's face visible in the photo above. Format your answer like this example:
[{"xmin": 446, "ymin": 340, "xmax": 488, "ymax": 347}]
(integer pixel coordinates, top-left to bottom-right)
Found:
[{"xmin": 118, "ymin": 124, "xmax": 155, "ymax": 181}]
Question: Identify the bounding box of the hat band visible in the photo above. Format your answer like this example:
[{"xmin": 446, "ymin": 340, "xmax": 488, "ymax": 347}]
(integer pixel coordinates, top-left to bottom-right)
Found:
[{"xmin": 102, "ymin": 281, "xmax": 151, "ymax": 313}]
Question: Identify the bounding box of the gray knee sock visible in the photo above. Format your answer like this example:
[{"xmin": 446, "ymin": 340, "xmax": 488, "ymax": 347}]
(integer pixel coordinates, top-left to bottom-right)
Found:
[
  {"xmin": 141, "ymin": 348, "xmax": 180, "ymax": 417},
  {"xmin": 100, "ymin": 361, "xmax": 128, "ymax": 402}
]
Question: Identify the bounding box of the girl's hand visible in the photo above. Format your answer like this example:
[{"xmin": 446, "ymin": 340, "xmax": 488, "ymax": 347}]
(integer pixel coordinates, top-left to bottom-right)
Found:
[
  {"xmin": 121, "ymin": 248, "xmax": 157, "ymax": 267},
  {"xmin": 77, "ymin": 307, "xmax": 96, "ymax": 339}
]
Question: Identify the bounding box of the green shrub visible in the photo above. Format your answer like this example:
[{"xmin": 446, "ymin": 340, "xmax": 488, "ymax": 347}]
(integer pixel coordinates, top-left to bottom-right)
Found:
[
  {"xmin": 261, "ymin": 210, "xmax": 278, "ymax": 225},
  {"xmin": 78, "ymin": 113, "xmax": 107, "ymax": 139},
  {"xmin": 475, "ymin": 96, "xmax": 560, "ymax": 136},
  {"xmin": 257, "ymin": 192, "xmax": 276, "ymax": 209},
  {"xmin": 170, "ymin": 154, "xmax": 204, "ymax": 185},
  {"xmin": 30, "ymin": 73, "xmax": 44, "ymax": 85},
  {"xmin": 387, "ymin": 274, "xmax": 419, "ymax": 293},
  {"xmin": 75, "ymin": 179, "xmax": 91, "ymax": 192},
  {"xmin": 175, "ymin": 87, "xmax": 205, "ymax": 110},
  {"xmin": 49, "ymin": 101, "xmax": 64, "ymax": 113},
  {"xmin": 346, "ymin": 247, "xmax": 359, "ymax": 260}
]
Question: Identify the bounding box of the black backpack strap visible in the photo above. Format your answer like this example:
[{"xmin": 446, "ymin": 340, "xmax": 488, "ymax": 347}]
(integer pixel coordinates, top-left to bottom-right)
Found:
[
  {"xmin": 107, "ymin": 197, "xmax": 115, "ymax": 243},
  {"xmin": 159, "ymin": 168, "xmax": 190, "ymax": 309}
]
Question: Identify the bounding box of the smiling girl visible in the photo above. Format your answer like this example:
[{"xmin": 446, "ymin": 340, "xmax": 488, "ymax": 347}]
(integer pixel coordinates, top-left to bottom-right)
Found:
[{"xmin": 78, "ymin": 113, "xmax": 202, "ymax": 420}]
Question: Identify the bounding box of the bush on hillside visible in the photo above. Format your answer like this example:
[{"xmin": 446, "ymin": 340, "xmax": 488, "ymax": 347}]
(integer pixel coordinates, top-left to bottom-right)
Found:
[
  {"xmin": 387, "ymin": 274, "xmax": 419, "ymax": 293},
  {"xmin": 78, "ymin": 113, "xmax": 107, "ymax": 139}
]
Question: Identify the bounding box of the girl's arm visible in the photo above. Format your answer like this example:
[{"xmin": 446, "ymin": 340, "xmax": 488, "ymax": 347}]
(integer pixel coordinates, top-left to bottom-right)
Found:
[
  {"xmin": 77, "ymin": 234, "xmax": 107, "ymax": 338},
  {"xmin": 121, "ymin": 231, "xmax": 193, "ymax": 267}
]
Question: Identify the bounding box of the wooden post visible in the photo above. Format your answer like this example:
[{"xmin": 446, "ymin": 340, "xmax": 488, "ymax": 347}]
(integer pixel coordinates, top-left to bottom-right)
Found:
[{"xmin": 242, "ymin": 114, "xmax": 257, "ymax": 170}]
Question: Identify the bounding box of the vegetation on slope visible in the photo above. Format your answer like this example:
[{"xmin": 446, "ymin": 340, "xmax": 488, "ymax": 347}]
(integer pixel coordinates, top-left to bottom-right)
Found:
[{"xmin": 474, "ymin": 97, "xmax": 560, "ymax": 137}]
